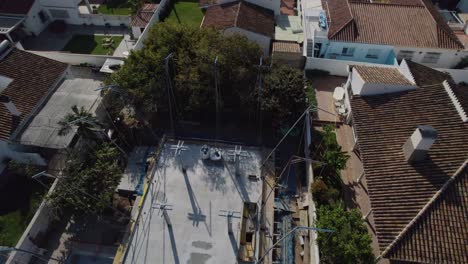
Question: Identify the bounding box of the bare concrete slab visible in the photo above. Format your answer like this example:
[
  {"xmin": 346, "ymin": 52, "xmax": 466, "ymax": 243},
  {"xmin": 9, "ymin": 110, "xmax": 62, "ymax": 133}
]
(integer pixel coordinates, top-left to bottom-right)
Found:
[{"xmin": 124, "ymin": 140, "xmax": 264, "ymax": 264}]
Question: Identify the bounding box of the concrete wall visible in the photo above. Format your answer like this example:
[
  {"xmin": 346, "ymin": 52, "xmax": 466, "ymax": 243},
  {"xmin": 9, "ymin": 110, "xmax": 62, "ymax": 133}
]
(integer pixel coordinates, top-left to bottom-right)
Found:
[
  {"xmin": 224, "ymin": 27, "xmax": 271, "ymax": 56},
  {"xmin": 394, "ymin": 46, "xmax": 468, "ymax": 69},
  {"xmin": 437, "ymin": 68, "xmax": 468, "ymax": 84},
  {"xmin": 28, "ymin": 50, "xmax": 124, "ymax": 66},
  {"xmin": 132, "ymin": 26, "xmax": 142, "ymax": 39},
  {"xmin": 457, "ymin": 0, "xmax": 468, "ymax": 12},
  {"xmin": 306, "ymin": 57, "xmax": 396, "ymax": 76},
  {"xmin": 6, "ymin": 179, "xmax": 59, "ymax": 264}
]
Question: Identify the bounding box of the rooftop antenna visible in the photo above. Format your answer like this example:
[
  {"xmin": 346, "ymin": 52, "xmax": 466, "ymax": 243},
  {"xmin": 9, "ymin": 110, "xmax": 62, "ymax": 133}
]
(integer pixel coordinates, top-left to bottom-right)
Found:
[
  {"xmin": 219, "ymin": 209, "xmax": 241, "ymax": 234},
  {"xmin": 226, "ymin": 145, "xmax": 249, "ymax": 176},
  {"xmin": 170, "ymin": 140, "xmax": 189, "ymax": 171},
  {"xmin": 165, "ymin": 53, "xmax": 176, "ymax": 136},
  {"xmin": 153, "ymin": 197, "xmax": 173, "ymax": 226},
  {"xmin": 214, "ymin": 56, "xmax": 220, "ymax": 142}
]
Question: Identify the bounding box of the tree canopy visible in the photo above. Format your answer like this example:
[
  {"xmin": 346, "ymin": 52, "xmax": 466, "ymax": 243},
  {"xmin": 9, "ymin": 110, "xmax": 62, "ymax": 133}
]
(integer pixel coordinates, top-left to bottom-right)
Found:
[
  {"xmin": 48, "ymin": 144, "xmax": 123, "ymax": 216},
  {"xmin": 109, "ymin": 22, "xmax": 262, "ymax": 120},
  {"xmin": 316, "ymin": 204, "xmax": 374, "ymax": 264},
  {"xmin": 259, "ymin": 65, "xmax": 307, "ymax": 122}
]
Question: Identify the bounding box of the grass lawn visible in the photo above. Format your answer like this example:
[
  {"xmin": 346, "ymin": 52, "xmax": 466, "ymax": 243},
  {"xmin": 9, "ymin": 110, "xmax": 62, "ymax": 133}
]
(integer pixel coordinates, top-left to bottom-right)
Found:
[
  {"xmin": 0, "ymin": 184, "xmax": 46, "ymax": 246},
  {"xmin": 97, "ymin": 2, "xmax": 132, "ymax": 15},
  {"xmin": 62, "ymin": 35, "xmax": 124, "ymax": 55},
  {"xmin": 165, "ymin": 0, "xmax": 204, "ymax": 27}
]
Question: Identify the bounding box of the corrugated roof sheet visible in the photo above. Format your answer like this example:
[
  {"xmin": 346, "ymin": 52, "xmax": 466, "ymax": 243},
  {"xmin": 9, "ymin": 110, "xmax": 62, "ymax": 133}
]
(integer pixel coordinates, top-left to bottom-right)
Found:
[
  {"xmin": 324, "ymin": 0, "xmax": 464, "ymax": 49},
  {"xmin": 0, "ymin": 49, "xmax": 68, "ymax": 141},
  {"xmin": 349, "ymin": 62, "xmax": 468, "ymax": 262}
]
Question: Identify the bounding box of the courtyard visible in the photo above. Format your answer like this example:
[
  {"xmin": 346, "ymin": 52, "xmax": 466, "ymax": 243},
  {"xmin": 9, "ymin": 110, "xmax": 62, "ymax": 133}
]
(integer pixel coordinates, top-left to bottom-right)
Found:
[
  {"xmin": 21, "ymin": 25, "xmax": 134, "ymax": 57},
  {"xmin": 165, "ymin": 0, "xmax": 204, "ymax": 27},
  {"xmin": 124, "ymin": 140, "xmax": 264, "ymax": 264}
]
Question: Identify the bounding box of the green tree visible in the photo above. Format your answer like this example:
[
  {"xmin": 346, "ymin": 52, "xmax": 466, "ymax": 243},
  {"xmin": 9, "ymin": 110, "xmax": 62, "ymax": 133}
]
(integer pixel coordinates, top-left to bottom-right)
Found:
[
  {"xmin": 48, "ymin": 144, "xmax": 123, "ymax": 215},
  {"xmin": 109, "ymin": 22, "xmax": 262, "ymax": 120},
  {"xmin": 58, "ymin": 105, "xmax": 101, "ymax": 141},
  {"xmin": 260, "ymin": 65, "xmax": 307, "ymax": 123},
  {"xmin": 316, "ymin": 203, "xmax": 374, "ymax": 264}
]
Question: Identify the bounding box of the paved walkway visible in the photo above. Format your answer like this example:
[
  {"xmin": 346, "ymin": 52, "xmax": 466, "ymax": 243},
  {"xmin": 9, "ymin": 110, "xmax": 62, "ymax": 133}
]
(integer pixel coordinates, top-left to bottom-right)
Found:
[
  {"xmin": 309, "ymin": 75, "xmax": 347, "ymax": 123},
  {"xmin": 335, "ymin": 124, "xmax": 388, "ymax": 263}
]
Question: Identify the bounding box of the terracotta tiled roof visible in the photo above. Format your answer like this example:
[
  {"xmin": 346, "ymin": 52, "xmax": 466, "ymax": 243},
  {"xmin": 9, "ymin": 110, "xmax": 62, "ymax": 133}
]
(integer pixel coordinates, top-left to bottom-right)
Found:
[
  {"xmin": 0, "ymin": 49, "xmax": 67, "ymax": 141},
  {"xmin": 349, "ymin": 62, "xmax": 468, "ymax": 262},
  {"xmin": 452, "ymin": 84, "xmax": 468, "ymax": 113},
  {"xmin": 0, "ymin": 0, "xmax": 34, "ymax": 15},
  {"xmin": 202, "ymin": 1, "xmax": 275, "ymax": 37},
  {"xmin": 323, "ymin": 0, "xmax": 464, "ymax": 49},
  {"xmin": 280, "ymin": 0, "xmax": 295, "ymax": 15},
  {"xmin": 131, "ymin": 3, "xmax": 158, "ymax": 28},
  {"xmin": 353, "ymin": 66, "xmax": 413, "ymax": 85},
  {"xmin": 382, "ymin": 162, "xmax": 468, "ymax": 263},
  {"xmin": 405, "ymin": 60, "xmax": 452, "ymax": 86},
  {"xmin": 272, "ymin": 41, "xmax": 301, "ymax": 53}
]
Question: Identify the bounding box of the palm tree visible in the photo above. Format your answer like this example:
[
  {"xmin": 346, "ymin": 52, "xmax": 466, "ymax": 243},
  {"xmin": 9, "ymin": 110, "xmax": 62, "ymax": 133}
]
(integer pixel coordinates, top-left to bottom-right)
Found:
[{"xmin": 58, "ymin": 105, "xmax": 101, "ymax": 141}]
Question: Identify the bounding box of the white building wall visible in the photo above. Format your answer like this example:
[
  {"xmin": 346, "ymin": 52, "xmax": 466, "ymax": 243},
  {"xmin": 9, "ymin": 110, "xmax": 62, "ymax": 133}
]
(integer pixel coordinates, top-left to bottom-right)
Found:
[
  {"xmin": 394, "ymin": 46, "xmax": 468, "ymax": 68},
  {"xmin": 0, "ymin": 141, "xmax": 46, "ymax": 175},
  {"xmin": 245, "ymin": 0, "xmax": 281, "ymax": 14},
  {"xmin": 224, "ymin": 27, "xmax": 271, "ymax": 55},
  {"xmin": 306, "ymin": 57, "xmax": 396, "ymax": 76},
  {"xmin": 350, "ymin": 69, "xmax": 366, "ymax": 95},
  {"xmin": 132, "ymin": 27, "xmax": 142, "ymax": 39},
  {"xmin": 320, "ymin": 41, "xmax": 396, "ymax": 65},
  {"xmin": 23, "ymin": 0, "xmax": 52, "ymax": 35}
]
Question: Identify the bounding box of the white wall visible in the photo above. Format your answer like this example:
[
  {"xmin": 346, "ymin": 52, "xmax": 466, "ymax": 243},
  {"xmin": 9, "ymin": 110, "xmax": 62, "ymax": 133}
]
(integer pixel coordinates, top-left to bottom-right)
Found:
[
  {"xmin": 23, "ymin": 0, "xmax": 52, "ymax": 35},
  {"xmin": 6, "ymin": 180, "xmax": 59, "ymax": 264},
  {"xmin": 132, "ymin": 26, "xmax": 142, "ymax": 39},
  {"xmin": 394, "ymin": 46, "xmax": 468, "ymax": 69},
  {"xmin": 224, "ymin": 27, "xmax": 271, "ymax": 56},
  {"xmin": 245, "ymin": 0, "xmax": 280, "ymax": 14},
  {"xmin": 306, "ymin": 57, "xmax": 396, "ymax": 76},
  {"xmin": 320, "ymin": 41, "xmax": 396, "ymax": 65},
  {"xmin": 28, "ymin": 50, "xmax": 123, "ymax": 66},
  {"xmin": 350, "ymin": 69, "xmax": 366, "ymax": 95}
]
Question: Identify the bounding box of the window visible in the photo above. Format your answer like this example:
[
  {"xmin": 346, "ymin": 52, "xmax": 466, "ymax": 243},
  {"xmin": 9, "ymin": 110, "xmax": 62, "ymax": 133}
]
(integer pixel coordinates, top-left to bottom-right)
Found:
[
  {"xmin": 365, "ymin": 49, "xmax": 380, "ymax": 59},
  {"xmin": 341, "ymin": 47, "xmax": 355, "ymax": 57},
  {"xmin": 38, "ymin": 10, "xmax": 49, "ymax": 23},
  {"xmin": 421, "ymin": 52, "xmax": 441, "ymax": 64},
  {"xmin": 397, "ymin": 50, "xmax": 415, "ymax": 61},
  {"xmin": 49, "ymin": 9, "xmax": 70, "ymax": 19}
]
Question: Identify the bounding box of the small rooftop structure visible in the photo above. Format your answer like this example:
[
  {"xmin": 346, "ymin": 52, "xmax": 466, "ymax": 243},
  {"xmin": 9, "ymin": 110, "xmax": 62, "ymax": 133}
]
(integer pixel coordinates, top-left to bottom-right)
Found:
[
  {"xmin": 347, "ymin": 61, "xmax": 468, "ymax": 263},
  {"xmin": 275, "ymin": 15, "xmax": 304, "ymax": 43},
  {"xmin": 202, "ymin": 1, "xmax": 275, "ymax": 38}
]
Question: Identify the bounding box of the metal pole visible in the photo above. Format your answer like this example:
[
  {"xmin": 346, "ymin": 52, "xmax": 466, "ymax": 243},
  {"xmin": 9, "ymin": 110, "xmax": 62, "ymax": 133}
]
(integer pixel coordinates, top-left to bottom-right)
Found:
[
  {"xmin": 165, "ymin": 53, "xmax": 175, "ymax": 136},
  {"xmin": 0, "ymin": 247, "xmax": 63, "ymax": 264},
  {"xmin": 214, "ymin": 56, "xmax": 220, "ymax": 141},
  {"xmin": 261, "ymin": 106, "xmax": 312, "ymax": 168}
]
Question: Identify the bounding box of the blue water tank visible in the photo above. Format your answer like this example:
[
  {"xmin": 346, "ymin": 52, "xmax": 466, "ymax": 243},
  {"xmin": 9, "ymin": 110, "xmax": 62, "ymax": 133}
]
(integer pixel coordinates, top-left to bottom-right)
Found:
[{"xmin": 319, "ymin": 11, "xmax": 327, "ymax": 29}]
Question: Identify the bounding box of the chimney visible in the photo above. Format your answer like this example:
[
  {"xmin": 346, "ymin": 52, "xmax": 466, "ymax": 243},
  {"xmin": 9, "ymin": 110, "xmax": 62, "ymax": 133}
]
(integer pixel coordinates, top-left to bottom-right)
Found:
[
  {"xmin": 0, "ymin": 95, "xmax": 22, "ymax": 116},
  {"xmin": 403, "ymin": 125, "xmax": 437, "ymax": 162}
]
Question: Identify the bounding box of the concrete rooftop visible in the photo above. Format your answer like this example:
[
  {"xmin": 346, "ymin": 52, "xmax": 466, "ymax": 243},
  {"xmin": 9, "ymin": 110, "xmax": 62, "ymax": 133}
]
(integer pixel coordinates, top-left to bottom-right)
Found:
[{"xmin": 124, "ymin": 140, "xmax": 264, "ymax": 264}]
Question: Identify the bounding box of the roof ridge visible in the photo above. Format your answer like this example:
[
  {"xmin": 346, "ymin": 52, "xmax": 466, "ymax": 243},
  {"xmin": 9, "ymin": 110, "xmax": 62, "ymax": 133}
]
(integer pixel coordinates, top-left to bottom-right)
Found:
[
  {"xmin": 419, "ymin": 0, "xmax": 464, "ymax": 49},
  {"xmin": 380, "ymin": 160, "xmax": 468, "ymax": 259},
  {"xmin": 234, "ymin": 0, "xmax": 242, "ymax": 28}
]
